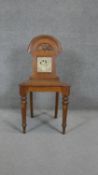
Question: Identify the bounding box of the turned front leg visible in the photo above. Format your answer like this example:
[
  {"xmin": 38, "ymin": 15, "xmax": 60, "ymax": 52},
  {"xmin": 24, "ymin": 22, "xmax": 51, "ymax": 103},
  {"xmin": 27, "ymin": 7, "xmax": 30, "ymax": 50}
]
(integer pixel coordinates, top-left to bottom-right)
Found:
[
  {"xmin": 62, "ymin": 95, "xmax": 69, "ymax": 134},
  {"xmin": 21, "ymin": 96, "xmax": 27, "ymax": 133}
]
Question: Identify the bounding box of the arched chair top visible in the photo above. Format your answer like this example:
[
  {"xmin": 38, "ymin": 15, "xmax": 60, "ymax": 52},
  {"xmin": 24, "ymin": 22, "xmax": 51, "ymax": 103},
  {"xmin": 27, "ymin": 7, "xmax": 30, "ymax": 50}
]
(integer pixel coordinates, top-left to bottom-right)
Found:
[{"xmin": 27, "ymin": 35, "xmax": 62, "ymax": 57}]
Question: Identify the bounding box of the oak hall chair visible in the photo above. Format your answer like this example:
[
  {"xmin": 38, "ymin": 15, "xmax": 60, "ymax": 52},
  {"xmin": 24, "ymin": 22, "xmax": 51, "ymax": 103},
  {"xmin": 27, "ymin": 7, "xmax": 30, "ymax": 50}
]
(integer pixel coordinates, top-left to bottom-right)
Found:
[{"xmin": 19, "ymin": 35, "xmax": 70, "ymax": 134}]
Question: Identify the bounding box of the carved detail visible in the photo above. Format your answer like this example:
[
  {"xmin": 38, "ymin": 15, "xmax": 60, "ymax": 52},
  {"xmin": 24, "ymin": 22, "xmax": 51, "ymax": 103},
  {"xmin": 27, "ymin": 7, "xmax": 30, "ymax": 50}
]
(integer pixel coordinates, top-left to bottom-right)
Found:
[
  {"xmin": 62, "ymin": 96, "xmax": 69, "ymax": 106},
  {"xmin": 21, "ymin": 97, "xmax": 27, "ymax": 104},
  {"xmin": 37, "ymin": 43, "xmax": 54, "ymax": 51}
]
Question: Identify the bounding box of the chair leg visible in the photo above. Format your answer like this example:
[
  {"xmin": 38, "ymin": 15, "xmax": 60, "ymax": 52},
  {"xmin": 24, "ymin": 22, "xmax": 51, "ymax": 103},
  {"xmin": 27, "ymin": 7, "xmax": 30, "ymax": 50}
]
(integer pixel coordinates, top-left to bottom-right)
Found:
[
  {"xmin": 21, "ymin": 96, "xmax": 27, "ymax": 133},
  {"xmin": 62, "ymin": 95, "xmax": 68, "ymax": 134},
  {"xmin": 30, "ymin": 92, "xmax": 33, "ymax": 118},
  {"xmin": 54, "ymin": 92, "xmax": 59, "ymax": 118}
]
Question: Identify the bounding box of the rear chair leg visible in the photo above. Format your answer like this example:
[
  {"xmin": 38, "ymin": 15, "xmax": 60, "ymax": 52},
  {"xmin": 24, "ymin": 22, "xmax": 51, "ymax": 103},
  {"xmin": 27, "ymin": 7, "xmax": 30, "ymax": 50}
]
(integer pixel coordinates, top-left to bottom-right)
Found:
[
  {"xmin": 30, "ymin": 92, "xmax": 34, "ymax": 118},
  {"xmin": 54, "ymin": 92, "xmax": 59, "ymax": 118}
]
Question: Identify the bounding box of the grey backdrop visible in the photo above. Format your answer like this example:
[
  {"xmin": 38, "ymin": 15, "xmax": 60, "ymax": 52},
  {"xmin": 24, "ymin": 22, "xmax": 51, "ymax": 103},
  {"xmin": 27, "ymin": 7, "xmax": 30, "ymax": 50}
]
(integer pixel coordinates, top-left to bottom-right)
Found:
[{"xmin": 0, "ymin": 0, "xmax": 98, "ymax": 110}]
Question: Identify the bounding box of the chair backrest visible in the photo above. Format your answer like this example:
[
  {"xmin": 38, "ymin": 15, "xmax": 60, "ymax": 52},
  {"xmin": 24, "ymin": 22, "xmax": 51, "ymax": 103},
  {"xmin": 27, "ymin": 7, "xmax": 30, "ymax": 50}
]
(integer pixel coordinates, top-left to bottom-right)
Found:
[{"xmin": 27, "ymin": 35, "xmax": 62, "ymax": 57}]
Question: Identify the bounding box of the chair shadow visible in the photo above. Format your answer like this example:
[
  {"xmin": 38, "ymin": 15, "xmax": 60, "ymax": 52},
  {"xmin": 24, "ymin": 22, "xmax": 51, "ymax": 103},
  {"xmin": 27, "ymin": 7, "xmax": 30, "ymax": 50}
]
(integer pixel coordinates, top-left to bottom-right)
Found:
[
  {"xmin": 3, "ymin": 111, "xmax": 61, "ymax": 133},
  {"xmin": 4, "ymin": 111, "xmax": 95, "ymax": 135},
  {"xmin": 27, "ymin": 111, "xmax": 62, "ymax": 133},
  {"xmin": 32, "ymin": 111, "xmax": 55, "ymax": 118},
  {"xmin": 3, "ymin": 120, "xmax": 21, "ymax": 133},
  {"xmin": 66, "ymin": 114, "xmax": 95, "ymax": 134}
]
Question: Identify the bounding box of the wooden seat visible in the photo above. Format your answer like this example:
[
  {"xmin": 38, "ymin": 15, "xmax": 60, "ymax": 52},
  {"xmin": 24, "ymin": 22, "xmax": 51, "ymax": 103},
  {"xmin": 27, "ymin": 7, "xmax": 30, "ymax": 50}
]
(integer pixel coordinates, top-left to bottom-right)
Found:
[{"xmin": 19, "ymin": 35, "xmax": 70, "ymax": 134}]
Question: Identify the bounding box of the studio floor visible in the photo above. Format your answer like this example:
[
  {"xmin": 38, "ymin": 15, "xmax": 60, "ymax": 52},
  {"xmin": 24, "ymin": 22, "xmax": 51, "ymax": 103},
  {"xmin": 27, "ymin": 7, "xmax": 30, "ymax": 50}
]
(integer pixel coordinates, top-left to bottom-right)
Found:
[{"xmin": 0, "ymin": 109, "xmax": 98, "ymax": 175}]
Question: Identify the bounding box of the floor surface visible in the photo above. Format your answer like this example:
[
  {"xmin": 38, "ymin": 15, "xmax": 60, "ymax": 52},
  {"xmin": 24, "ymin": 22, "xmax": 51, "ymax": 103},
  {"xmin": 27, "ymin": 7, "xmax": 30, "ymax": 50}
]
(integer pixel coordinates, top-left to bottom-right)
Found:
[{"xmin": 0, "ymin": 109, "xmax": 98, "ymax": 175}]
